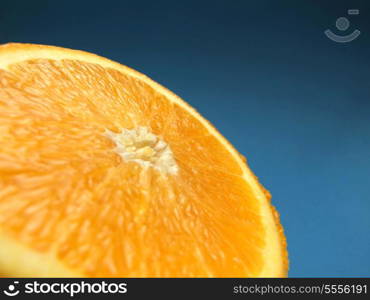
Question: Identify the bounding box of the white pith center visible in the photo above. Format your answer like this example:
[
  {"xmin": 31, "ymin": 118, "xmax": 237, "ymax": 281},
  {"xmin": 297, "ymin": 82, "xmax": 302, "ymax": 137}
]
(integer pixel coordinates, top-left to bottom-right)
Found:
[{"xmin": 105, "ymin": 126, "xmax": 179, "ymax": 175}]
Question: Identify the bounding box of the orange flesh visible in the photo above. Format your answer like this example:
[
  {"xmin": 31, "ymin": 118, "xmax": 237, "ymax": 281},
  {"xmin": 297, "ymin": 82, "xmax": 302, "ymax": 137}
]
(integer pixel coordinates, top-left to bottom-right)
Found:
[{"xmin": 0, "ymin": 48, "xmax": 287, "ymax": 277}]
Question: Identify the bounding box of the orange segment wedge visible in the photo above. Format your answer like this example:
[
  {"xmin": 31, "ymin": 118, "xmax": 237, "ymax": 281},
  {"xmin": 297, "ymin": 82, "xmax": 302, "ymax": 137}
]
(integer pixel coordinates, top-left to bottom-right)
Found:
[{"xmin": 0, "ymin": 43, "xmax": 288, "ymax": 277}]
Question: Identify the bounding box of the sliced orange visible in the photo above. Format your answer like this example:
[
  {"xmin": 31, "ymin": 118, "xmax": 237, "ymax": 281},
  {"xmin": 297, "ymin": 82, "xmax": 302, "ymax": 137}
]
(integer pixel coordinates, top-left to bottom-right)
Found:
[{"xmin": 0, "ymin": 43, "xmax": 288, "ymax": 277}]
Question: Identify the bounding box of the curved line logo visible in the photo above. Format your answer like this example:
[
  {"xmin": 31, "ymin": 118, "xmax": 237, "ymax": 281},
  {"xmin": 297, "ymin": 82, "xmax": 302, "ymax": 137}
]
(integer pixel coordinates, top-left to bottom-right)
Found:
[
  {"xmin": 3, "ymin": 281, "xmax": 20, "ymax": 297},
  {"xmin": 325, "ymin": 29, "xmax": 360, "ymax": 43},
  {"xmin": 325, "ymin": 9, "xmax": 360, "ymax": 43}
]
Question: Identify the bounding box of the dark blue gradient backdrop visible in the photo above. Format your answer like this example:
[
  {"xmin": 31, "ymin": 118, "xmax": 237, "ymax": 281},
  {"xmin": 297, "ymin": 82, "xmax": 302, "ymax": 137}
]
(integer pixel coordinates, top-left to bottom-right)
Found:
[{"xmin": 1, "ymin": 0, "xmax": 369, "ymax": 277}]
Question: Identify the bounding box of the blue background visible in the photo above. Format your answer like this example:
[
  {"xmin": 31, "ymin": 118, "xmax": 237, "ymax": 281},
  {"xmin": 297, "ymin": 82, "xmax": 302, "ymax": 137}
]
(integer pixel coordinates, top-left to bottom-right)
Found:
[{"xmin": 1, "ymin": 0, "xmax": 369, "ymax": 277}]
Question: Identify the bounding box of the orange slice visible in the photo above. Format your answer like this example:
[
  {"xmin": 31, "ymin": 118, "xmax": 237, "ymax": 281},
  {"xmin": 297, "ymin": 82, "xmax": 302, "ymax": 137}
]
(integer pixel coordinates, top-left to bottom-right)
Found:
[{"xmin": 0, "ymin": 43, "xmax": 288, "ymax": 277}]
